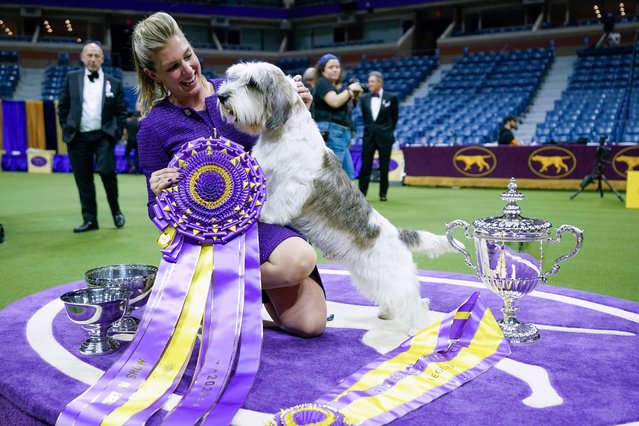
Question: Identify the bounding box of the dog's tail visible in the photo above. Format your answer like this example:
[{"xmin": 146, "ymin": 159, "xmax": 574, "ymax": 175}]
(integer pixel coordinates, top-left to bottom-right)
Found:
[{"xmin": 398, "ymin": 229, "xmax": 456, "ymax": 258}]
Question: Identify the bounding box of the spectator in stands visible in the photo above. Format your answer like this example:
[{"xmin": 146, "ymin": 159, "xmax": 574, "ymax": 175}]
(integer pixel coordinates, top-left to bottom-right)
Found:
[
  {"xmin": 122, "ymin": 110, "xmax": 141, "ymax": 173},
  {"xmin": 131, "ymin": 12, "xmax": 326, "ymax": 337},
  {"xmin": 312, "ymin": 53, "xmax": 363, "ymax": 179},
  {"xmin": 498, "ymin": 115, "xmax": 519, "ymax": 146},
  {"xmin": 358, "ymin": 71, "xmax": 398, "ymax": 202},
  {"xmin": 58, "ymin": 41, "xmax": 127, "ymax": 233}
]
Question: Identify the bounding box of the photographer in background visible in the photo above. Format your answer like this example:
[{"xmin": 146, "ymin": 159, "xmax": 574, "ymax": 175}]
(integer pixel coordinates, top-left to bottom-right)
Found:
[
  {"xmin": 312, "ymin": 53, "xmax": 363, "ymax": 179},
  {"xmin": 498, "ymin": 115, "xmax": 519, "ymax": 146}
]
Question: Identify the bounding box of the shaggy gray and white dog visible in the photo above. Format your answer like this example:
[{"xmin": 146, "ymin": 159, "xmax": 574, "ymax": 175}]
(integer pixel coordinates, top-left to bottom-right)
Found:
[{"xmin": 218, "ymin": 62, "xmax": 454, "ymax": 334}]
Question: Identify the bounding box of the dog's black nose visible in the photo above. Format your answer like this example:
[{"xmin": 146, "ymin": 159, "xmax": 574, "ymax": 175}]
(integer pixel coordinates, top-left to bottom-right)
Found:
[{"xmin": 217, "ymin": 92, "xmax": 229, "ymax": 103}]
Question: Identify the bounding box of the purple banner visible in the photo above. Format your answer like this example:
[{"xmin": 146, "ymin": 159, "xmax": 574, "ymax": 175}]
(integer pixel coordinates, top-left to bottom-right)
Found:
[{"xmin": 402, "ymin": 145, "xmax": 639, "ymax": 188}]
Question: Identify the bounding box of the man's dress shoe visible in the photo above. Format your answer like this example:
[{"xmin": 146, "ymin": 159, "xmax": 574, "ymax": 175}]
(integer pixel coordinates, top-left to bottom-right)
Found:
[
  {"xmin": 113, "ymin": 212, "xmax": 125, "ymax": 228},
  {"xmin": 73, "ymin": 221, "xmax": 99, "ymax": 233}
]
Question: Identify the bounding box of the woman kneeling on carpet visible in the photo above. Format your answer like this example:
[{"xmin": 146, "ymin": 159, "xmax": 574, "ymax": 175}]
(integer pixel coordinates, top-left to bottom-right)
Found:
[{"xmin": 132, "ymin": 12, "xmax": 326, "ymax": 337}]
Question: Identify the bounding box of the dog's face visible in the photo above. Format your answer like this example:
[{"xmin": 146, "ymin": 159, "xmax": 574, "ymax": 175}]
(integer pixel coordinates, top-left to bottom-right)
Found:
[{"xmin": 217, "ymin": 62, "xmax": 298, "ymax": 135}]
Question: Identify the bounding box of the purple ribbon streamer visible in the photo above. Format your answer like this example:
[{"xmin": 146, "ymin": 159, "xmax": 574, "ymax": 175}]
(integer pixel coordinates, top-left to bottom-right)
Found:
[
  {"xmin": 56, "ymin": 243, "xmax": 200, "ymax": 426},
  {"xmin": 200, "ymin": 225, "xmax": 263, "ymax": 425},
  {"xmin": 160, "ymin": 236, "xmax": 245, "ymax": 425},
  {"xmin": 58, "ymin": 137, "xmax": 265, "ymax": 426}
]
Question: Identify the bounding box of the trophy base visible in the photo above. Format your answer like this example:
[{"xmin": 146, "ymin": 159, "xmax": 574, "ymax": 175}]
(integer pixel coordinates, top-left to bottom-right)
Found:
[
  {"xmin": 110, "ymin": 314, "xmax": 140, "ymax": 334},
  {"xmin": 498, "ymin": 319, "xmax": 540, "ymax": 344},
  {"xmin": 79, "ymin": 336, "xmax": 120, "ymax": 355}
]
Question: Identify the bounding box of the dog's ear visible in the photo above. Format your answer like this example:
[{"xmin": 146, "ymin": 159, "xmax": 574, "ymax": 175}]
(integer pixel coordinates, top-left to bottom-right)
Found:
[{"xmin": 264, "ymin": 71, "xmax": 293, "ymax": 131}]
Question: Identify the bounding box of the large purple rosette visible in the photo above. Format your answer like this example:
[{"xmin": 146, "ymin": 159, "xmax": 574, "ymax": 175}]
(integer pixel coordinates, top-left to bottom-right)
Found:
[
  {"xmin": 153, "ymin": 136, "xmax": 266, "ymax": 253},
  {"xmin": 57, "ymin": 137, "xmax": 265, "ymax": 426}
]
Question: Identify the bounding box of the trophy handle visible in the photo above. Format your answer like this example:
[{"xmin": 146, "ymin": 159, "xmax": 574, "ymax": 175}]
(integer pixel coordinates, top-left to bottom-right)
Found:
[
  {"xmin": 546, "ymin": 224, "xmax": 584, "ymax": 276},
  {"xmin": 445, "ymin": 220, "xmax": 477, "ymax": 272}
]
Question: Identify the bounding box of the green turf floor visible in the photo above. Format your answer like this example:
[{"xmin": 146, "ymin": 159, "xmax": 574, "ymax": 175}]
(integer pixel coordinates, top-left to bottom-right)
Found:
[{"xmin": 1, "ymin": 172, "xmax": 638, "ymax": 310}]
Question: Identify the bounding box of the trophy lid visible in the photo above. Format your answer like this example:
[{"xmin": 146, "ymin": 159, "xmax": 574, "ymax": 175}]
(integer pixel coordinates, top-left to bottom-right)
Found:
[{"xmin": 471, "ymin": 178, "xmax": 552, "ymax": 241}]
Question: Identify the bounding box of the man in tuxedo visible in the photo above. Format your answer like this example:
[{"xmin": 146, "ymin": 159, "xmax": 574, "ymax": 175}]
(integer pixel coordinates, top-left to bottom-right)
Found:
[
  {"xmin": 358, "ymin": 71, "xmax": 398, "ymax": 201},
  {"xmin": 58, "ymin": 42, "xmax": 127, "ymax": 232}
]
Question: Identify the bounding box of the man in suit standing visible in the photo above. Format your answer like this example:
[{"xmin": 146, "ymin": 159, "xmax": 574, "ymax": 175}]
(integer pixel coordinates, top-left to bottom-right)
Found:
[
  {"xmin": 58, "ymin": 42, "xmax": 127, "ymax": 232},
  {"xmin": 358, "ymin": 71, "xmax": 398, "ymax": 201}
]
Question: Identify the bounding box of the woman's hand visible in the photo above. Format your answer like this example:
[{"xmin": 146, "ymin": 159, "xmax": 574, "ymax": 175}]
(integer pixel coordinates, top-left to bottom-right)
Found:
[
  {"xmin": 293, "ymin": 74, "xmax": 313, "ymax": 109},
  {"xmin": 150, "ymin": 167, "xmax": 180, "ymax": 196}
]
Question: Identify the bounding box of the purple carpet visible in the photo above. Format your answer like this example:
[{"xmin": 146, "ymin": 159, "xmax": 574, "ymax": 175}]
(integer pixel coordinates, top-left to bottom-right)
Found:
[{"xmin": 1, "ymin": 266, "xmax": 638, "ymax": 425}]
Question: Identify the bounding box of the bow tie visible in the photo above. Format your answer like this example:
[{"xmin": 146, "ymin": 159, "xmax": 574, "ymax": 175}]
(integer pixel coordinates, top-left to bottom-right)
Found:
[
  {"xmin": 88, "ymin": 71, "xmax": 99, "ymax": 82},
  {"xmin": 371, "ymin": 92, "xmax": 380, "ymax": 98}
]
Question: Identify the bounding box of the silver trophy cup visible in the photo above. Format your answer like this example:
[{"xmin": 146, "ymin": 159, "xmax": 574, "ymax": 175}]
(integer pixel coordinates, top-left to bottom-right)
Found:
[
  {"xmin": 84, "ymin": 264, "xmax": 158, "ymax": 334},
  {"xmin": 445, "ymin": 178, "xmax": 583, "ymax": 343},
  {"xmin": 60, "ymin": 287, "xmax": 132, "ymax": 355}
]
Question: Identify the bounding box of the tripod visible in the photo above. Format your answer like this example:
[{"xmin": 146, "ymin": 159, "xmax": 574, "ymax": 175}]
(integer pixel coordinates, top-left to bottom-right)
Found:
[{"xmin": 570, "ymin": 138, "xmax": 624, "ymax": 202}]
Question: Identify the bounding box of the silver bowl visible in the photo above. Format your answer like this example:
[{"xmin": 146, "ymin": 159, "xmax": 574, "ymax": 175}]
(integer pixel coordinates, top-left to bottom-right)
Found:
[
  {"xmin": 60, "ymin": 287, "xmax": 132, "ymax": 355},
  {"xmin": 85, "ymin": 264, "xmax": 158, "ymax": 334}
]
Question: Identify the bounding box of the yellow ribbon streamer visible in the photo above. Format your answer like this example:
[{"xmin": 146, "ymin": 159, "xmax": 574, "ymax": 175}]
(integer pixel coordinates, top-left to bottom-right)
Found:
[
  {"xmin": 101, "ymin": 244, "xmax": 213, "ymax": 426},
  {"xmin": 337, "ymin": 308, "xmax": 503, "ymax": 423}
]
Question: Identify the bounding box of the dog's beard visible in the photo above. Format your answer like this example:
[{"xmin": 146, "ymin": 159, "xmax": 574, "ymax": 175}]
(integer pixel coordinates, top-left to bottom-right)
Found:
[{"xmin": 218, "ymin": 88, "xmax": 265, "ymax": 135}]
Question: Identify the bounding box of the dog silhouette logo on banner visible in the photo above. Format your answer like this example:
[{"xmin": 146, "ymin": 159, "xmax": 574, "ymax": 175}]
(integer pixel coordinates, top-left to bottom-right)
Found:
[
  {"xmin": 527, "ymin": 146, "xmax": 576, "ymax": 179},
  {"xmin": 452, "ymin": 147, "xmax": 497, "ymax": 177},
  {"xmin": 613, "ymin": 146, "xmax": 639, "ymax": 177}
]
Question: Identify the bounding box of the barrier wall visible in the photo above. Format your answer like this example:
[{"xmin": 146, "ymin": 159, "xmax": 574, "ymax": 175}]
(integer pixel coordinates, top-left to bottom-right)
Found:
[{"xmin": 401, "ymin": 144, "xmax": 639, "ymax": 190}]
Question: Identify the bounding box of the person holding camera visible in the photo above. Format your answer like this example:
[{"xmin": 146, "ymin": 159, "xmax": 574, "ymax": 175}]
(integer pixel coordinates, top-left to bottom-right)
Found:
[{"xmin": 312, "ymin": 53, "xmax": 362, "ymax": 179}]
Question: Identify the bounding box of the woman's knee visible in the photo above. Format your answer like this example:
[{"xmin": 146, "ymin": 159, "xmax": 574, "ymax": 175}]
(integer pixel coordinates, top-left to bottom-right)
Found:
[
  {"xmin": 264, "ymin": 275, "xmax": 327, "ymax": 338},
  {"xmin": 279, "ymin": 310, "xmax": 326, "ymax": 338},
  {"xmin": 266, "ymin": 238, "xmax": 317, "ymax": 286}
]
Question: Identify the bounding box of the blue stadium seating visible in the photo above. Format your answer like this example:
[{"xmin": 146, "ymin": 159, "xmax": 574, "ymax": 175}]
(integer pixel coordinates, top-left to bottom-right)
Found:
[
  {"xmin": 534, "ymin": 45, "xmax": 638, "ymax": 145},
  {"xmin": 397, "ymin": 48, "xmax": 553, "ymax": 146},
  {"xmin": 0, "ymin": 61, "xmax": 20, "ymax": 99}
]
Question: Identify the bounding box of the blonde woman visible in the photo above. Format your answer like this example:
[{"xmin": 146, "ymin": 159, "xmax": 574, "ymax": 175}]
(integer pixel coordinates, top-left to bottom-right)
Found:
[{"xmin": 132, "ymin": 12, "xmax": 326, "ymax": 337}]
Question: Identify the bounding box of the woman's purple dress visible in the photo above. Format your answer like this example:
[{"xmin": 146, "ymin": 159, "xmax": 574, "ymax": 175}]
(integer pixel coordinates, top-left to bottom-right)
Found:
[{"xmin": 137, "ymin": 79, "xmax": 302, "ymax": 265}]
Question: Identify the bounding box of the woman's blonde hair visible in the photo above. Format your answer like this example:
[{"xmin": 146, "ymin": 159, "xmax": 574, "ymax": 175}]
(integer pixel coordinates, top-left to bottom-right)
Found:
[{"xmin": 131, "ymin": 12, "xmax": 207, "ymax": 116}]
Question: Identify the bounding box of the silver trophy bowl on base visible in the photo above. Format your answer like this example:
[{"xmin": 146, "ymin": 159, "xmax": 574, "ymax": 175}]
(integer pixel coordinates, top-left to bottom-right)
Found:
[
  {"xmin": 60, "ymin": 287, "xmax": 132, "ymax": 355},
  {"xmin": 84, "ymin": 264, "xmax": 158, "ymax": 334},
  {"xmin": 446, "ymin": 178, "xmax": 583, "ymax": 344}
]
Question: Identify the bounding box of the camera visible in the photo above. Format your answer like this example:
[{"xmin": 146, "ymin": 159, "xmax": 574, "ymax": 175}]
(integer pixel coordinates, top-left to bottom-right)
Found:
[
  {"xmin": 349, "ymin": 78, "xmax": 363, "ymax": 99},
  {"xmin": 596, "ymin": 135, "xmax": 611, "ymax": 163}
]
